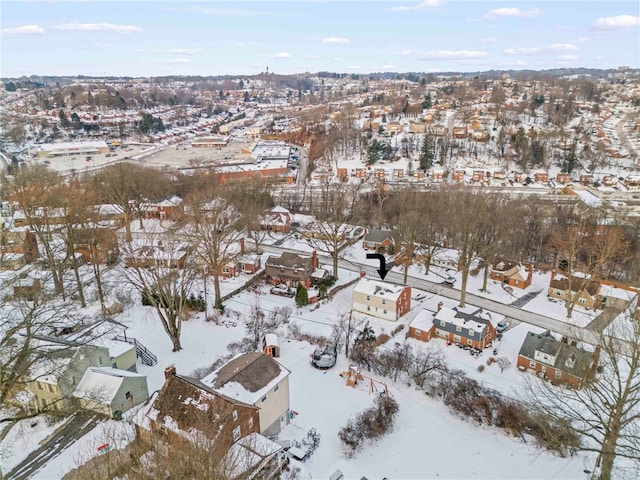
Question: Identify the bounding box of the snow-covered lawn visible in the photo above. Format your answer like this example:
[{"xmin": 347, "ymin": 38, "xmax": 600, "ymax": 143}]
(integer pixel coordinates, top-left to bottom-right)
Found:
[{"xmin": 0, "ymin": 416, "xmax": 66, "ymax": 473}]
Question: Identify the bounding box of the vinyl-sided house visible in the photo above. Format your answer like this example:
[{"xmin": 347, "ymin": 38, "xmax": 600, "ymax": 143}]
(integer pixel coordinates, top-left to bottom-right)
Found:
[
  {"xmin": 73, "ymin": 367, "xmax": 149, "ymax": 418},
  {"xmin": 548, "ymin": 272, "xmax": 601, "ymax": 310},
  {"xmin": 203, "ymin": 352, "xmax": 291, "ymax": 436},
  {"xmin": 265, "ymin": 251, "xmax": 318, "ymax": 289},
  {"xmin": 517, "ymin": 331, "xmax": 597, "ymax": 389},
  {"xmin": 409, "ymin": 306, "xmax": 496, "ymax": 349},
  {"xmin": 352, "ymin": 278, "xmax": 411, "ymax": 322},
  {"xmin": 490, "ymin": 259, "xmax": 533, "ymax": 290},
  {"xmin": 26, "ymin": 344, "xmax": 110, "ymax": 413}
]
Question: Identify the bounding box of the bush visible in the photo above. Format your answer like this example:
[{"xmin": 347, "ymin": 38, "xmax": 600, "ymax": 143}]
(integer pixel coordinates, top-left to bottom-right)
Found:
[
  {"xmin": 477, "ymin": 365, "xmax": 485, "ymax": 373},
  {"xmin": 338, "ymin": 395, "xmax": 399, "ymax": 458}
]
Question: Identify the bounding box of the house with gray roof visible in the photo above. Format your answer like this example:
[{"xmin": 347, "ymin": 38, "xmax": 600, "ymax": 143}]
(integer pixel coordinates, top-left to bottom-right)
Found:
[
  {"xmin": 409, "ymin": 305, "xmax": 496, "ymax": 349},
  {"xmin": 362, "ymin": 229, "xmax": 395, "ymax": 252},
  {"xmin": 203, "ymin": 352, "xmax": 291, "ymax": 436},
  {"xmin": 516, "ymin": 330, "xmax": 597, "ymax": 389}
]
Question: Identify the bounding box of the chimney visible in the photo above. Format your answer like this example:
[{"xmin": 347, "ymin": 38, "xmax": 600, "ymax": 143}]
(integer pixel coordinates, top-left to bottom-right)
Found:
[
  {"xmin": 164, "ymin": 365, "xmax": 176, "ymax": 380},
  {"xmin": 437, "ymin": 301, "xmax": 443, "ymax": 312},
  {"xmin": 312, "ymin": 250, "xmax": 318, "ymax": 270},
  {"xmin": 239, "ymin": 237, "xmax": 245, "ymax": 254}
]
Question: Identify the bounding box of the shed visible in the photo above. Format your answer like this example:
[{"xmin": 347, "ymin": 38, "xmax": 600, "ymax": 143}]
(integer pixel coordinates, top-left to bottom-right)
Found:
[{"xmin": 262, "ymin": 333, "xmax": 280, "ymax": 358}]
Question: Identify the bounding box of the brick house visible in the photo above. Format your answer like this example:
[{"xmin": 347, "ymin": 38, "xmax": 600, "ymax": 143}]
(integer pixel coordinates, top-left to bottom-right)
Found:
[
  {"xmin": 556, "ymin": 172, "xmax": 571, "ymax": 184},
  {"xmin": 548, "ymin": 272, "xmax": 601, "ymax": 310},
  {"xmin": 534, "ymin": 172, "xmax": 549, "ymax": 183},
  {"xmin": 409, "ymin": 306, "xmax": 496, "ymax": 350},
  {"xmin": 362, "ymin": 229, "xmax": 395, "ymax": 252},
  {"xmin": 490, "ymin": 259, "xmax": 533, "ymax": 290},
  {"xmin": 135, "ymin": 366, "xmax": 260, "ymax": 461},
  {"xmin": 264, "ymin": 251, "xmax": 318, "ymax": 288},
  {"xmin": 352, "ymin": 278, "xmax": 411, "ymax": 322},
  {"xmin": 260, "ymin": 206, "xmax": 291, "ymax": 233},
  {"xmin": 517, "ymin": 331, "xmax": 597, "ymax": 389}
]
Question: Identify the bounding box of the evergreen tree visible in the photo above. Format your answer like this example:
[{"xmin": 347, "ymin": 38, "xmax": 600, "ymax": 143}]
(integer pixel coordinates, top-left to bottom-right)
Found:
[
  {"xmin": 295, "ymin": 283, "xmax": 308, "ymax": 307},
  {"xmin": 422, "ymin": 93, "xmax": 432, "ymax": 109},
  {"xmin": 419, "ymin": 134, "xmax": 435, "ymax": 171}
]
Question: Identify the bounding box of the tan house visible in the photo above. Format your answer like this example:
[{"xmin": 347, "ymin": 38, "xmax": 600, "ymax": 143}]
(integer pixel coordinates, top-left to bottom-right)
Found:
[
  {"xmin": 352, "ymin": 278, "xmax": 411, "ymax": 322},
  {"xmin": 490, "ymin": 259, "xmax": 533, "ymax": 290},
  {"xmin": 203, "ymin": 352, "xmax": 291, "ymax": 436},
  {"xmin": 548, "ymin": 272, "xmax": 601, "ymax": 309},
  {"xmin": 517, "ymin": 331, "xmax": 597, "ymax": 389}
]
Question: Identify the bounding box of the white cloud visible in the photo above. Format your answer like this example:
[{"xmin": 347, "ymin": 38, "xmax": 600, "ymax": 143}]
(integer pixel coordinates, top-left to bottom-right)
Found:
[
  {"xmin": 391, "ymin": 0, "xmax": 441, "ymax": 12},
  {"xmin": 321, "ymin": 37, "xmax": 350, "ymax": 44},
  {"xmin": 274, "ymin": 52, "xmax": 291, "ymax": 59},
  {"xmin": 484, "ymin": 7, "xmax": 542, "ymax": 19},
  {"xmin": 479, "ymin": 36, "xmax": 498, "ymax": 43},
  {"xmin": 591, "ymin": 15, "xmax": 640, "ymax": 32},
  {"xmin": 2, "ymin": 24, "xmax": 45, "ymax": 35},
  {"xmin": 53, "ymin": 23, "xmax": 144, "ymax": 33},
  {"xmin": 504, "ymin": 43, "xmax": 578, "ymax": 56},
  {"xmin": 401, "ymin": 49, "xmax": 489, "ymax": 60}
]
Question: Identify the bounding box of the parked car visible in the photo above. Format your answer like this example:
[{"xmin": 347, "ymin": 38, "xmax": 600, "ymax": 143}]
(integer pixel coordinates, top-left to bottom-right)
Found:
[
  {"xmin": 270, "ymin": 284, "xmax": 295, "ymax": 297},
  {"xmin": 496, "ymin": 321, "xmax": 508, "ymax": 333}
]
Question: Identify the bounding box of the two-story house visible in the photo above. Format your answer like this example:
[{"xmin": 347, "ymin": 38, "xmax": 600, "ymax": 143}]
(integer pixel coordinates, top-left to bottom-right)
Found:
[
  {"xmin": 264, "ymin": 251, "xmax": 318, "ymax": 289},
  {"xmin": 260, "ymin": 206, "xmax": 291, "ymax": 233},
  {"xmin": 548, "ymin": 272, "xmax": 601, "ymax": 310},
  {"xmin": 352, "ymin": 278, "xmax": 411, "ymax": 322},
  {"xmin": 409, "ymin": 306, "xmax": 496, "ymax": 349},
  {"xmin": 136, "ymin": 366, "xmax": 261, "ymax": 461},
  {"xmin": 203, "ymin": 352, "xmax": 291, "ymax": 436},
  {"xmin": 517, "ymin": 331, "xmax": 597, "ymax": 389},
  {"xmin": 26, "ymin": 343, "xmax": 110, "ymax": 413}
]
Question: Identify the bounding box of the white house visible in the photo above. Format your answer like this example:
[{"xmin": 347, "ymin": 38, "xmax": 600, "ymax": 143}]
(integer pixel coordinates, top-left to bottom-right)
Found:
[{"xmin": 352, "ymin": 277, "xmax": 412, "ymax": 322}]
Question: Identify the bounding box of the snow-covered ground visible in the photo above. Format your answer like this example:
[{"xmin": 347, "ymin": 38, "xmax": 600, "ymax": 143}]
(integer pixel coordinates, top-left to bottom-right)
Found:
[{"xmin": 1, "ymin": 246, "xmax": 618, "ymax": 478}]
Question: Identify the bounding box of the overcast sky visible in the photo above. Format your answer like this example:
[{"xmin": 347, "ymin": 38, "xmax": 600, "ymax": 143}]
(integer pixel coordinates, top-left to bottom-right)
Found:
[{"xmin": 1, "ymin": 1, "xmax": 639, "ymax": 77}]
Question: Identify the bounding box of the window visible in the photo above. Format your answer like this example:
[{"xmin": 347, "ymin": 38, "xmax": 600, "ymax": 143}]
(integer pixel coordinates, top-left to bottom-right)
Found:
[
  {"xmin": 383, "ymin": 309, "xmax": 387, "ymax": 315},
  {"xmin": 232, "ymin": 410, "xmax": 238, "ymax": 421},
  {"xmin": 248, "ymin": 417, "xmax": 254, "ymax": 428},
  {"xmin": 233, "ymin": 426, "xmax": 241, "ymax": 442},
  {"xmin": 382, "ymin": 299, "xmax": 386, "ymax": 305},
  {"xmin": 541, "ymin": 366, "xmax": 546, "ymax": 373},
  {"xmin": 112, "ymin": 363, "xmax": 117, "ymax": 369},
  {"xmin": 578, "ymin": 298, "xmax": 586, "ymax": 305},
  {"xmin": 440, "ymin": 321, "xmax": 445, "ymax": 327},
  {"xmin": 456, "ymin": 326, "xmax": 461, "ymax": 332},
  {"xmin": 529, "ymin": 361, "xmax": 536, "ymax": 368},
  {"xmin": 274, "ymin": 384, "xmax": 279, "ymax": 393},
  {"xmin": 514, "ymin": 280, "xmax": 519, "ymax": 285},
  {"xmin": 467, "ymin": 339, "xmax": 473, "ymax": 345},
  {"xmin": 555, "ymin": 370, "xmax": 562, "ymax": 379},
  {"xmin": 414, "ymin": 329, "xmax": 422, "ymax": 335},
  {"xmin": 366, "ymin": 295, "xmax": 370, "ymax": 301},
  {"xmin": 37, "ymin": 382, "xmax": 43, "ymax": 390},
  {"xmin": 47, "ymin": 383, "xmax": 54, "ymax": 393},
  {"xmin": 453, "ymin": 335, "xmax": 461, "ymax": 343},
  {"xmin": 555, "ymin": 290, "xmax": 563, "ymax": 296},
  {"xmin": 367, "ymin": 305, "xmax": 371, "ymax": 311},
  {"xmin": 125, "ymin": 391, "xmax": 131, "ymax": 400},
  {"xmin": 261, "ymin": 395, "xmax": 267, "ymax": 403}
]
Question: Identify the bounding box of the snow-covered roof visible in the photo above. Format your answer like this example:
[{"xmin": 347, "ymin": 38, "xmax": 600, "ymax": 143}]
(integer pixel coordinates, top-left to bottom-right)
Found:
[
  {"xmin": 223, "ymin": 433, "xmax": 282, "ymax": 479},
  {"xmin": 263, "ymin": 333, "xmax": 279, "ymax": 347},
  {"xmin": 434, "ymin": 307, "xmax": 491, "ymax": 334},
  {"xmin": 73, "ymin": 367, "xmax": 146, "ymax": 403},
  {"xmin": 409, "ymin": 309, "xmax": 434, "ymax": 331},
  {"xmin": 353, "ymin": 278, "xmax": 407, "ymax": 302},
  {"xmin": 203, "ymin": 352, "xmax": 290, "ymax": 405}
]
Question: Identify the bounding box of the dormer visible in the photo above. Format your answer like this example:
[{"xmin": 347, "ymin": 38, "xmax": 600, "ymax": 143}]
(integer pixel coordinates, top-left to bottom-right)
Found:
[
  {"xmin": 533, "ymin": 349, "xmax": 558, "ymax": 366},
  {"xmin": 565, "ymin": 353, "xmax": 577, "ymax": 369}
]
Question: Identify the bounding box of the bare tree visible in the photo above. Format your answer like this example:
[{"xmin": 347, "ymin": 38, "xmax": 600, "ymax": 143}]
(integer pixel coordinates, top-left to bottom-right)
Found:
[
  {"xmin": 526, "ymin": 318, "xmax": 640, "ymax": 480},
  {"xmin": 547, "ymin": 215, "xmax": 628, "ymax": 318},
  {"xmin": 331, "ymin": 310, "xmax": 362, "ymax": 358},
  {"xmin": 305, "ymin": 180, "xmax": 362, "ymax": 278},
  {"xmin": 120, "ymin": 237, "xmax": 196, "ymax": 352},
  {"xmin": 181, "ymin": 179, "xmax": 243, "ymax": 311}
]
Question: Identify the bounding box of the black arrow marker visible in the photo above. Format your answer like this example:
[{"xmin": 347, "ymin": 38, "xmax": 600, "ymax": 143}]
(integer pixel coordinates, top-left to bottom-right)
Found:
[{"xmin": 366, "ymin": 253, "xmax": 389, "ymax": 281}]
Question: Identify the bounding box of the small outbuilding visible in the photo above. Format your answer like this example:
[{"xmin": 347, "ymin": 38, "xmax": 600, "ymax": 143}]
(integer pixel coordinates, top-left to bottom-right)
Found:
[{"xmin": 262, "ymin": 333, "xmax": 280, "ymax": 358}]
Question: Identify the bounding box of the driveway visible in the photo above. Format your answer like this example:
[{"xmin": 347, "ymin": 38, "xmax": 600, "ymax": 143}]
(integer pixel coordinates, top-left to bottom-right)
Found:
[{"xmin": 5, "ymin": 411, "xmax": 104, "ymax": 480}]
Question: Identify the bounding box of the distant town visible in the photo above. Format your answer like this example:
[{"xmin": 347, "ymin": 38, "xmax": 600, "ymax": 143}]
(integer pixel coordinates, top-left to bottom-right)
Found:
[{"xmin": 1, "ymin": 67, "xmax": 639, "ymax": 480}]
